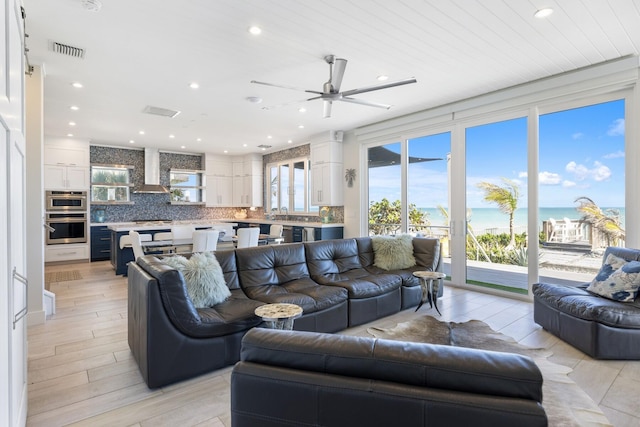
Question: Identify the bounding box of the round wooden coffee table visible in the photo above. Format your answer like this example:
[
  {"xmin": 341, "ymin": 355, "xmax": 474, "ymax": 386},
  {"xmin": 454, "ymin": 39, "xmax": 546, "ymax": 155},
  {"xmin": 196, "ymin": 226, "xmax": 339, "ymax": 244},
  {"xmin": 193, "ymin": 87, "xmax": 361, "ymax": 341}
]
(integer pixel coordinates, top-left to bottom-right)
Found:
[
  {"xmin": 255, "ymin": 303, "xmax": 303, "ymax": 330},
  {"xmin": 412, "ymin": 271, "xmax": 446, "ymax": 315}
]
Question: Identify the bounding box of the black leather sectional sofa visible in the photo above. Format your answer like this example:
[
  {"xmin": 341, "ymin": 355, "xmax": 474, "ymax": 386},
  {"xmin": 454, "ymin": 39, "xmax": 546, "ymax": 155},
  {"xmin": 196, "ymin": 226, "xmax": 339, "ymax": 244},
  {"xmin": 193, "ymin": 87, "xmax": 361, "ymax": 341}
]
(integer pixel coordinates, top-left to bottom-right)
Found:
[
  {"xmin": 128, "ymin": 237, "xmax": 442, "ymax": 388},
  {"xmin": 533, "ymin": 246, "xmax": 640, "ymax": 359},
  {"xmin": 231, "ymin": 328, "xmax": 547, "ymax": 427}
]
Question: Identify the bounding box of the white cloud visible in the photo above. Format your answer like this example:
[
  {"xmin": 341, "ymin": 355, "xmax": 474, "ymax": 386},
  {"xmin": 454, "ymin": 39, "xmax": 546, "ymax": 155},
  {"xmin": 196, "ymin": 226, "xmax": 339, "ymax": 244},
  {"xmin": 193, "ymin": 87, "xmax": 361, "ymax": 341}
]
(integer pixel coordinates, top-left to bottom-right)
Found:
[
  {"xmin": 603, "ymin": 150, "xmax": 625, "ymax": 159},
  {"xmin": 562, "ymin": 180, "xmax": 576, "ymax": 188},
  {"xmin": 518, "ymin": 171, "xmax": 528, "ymax": 178},
  {"xmin": 565, "ymin": 160, "xmax": 611, "ymax": 182},
  {"xmin": 572, "ymin": 132, "xmax": 584, "ymax": 140},
  {"xmin": 592, "ymin": 161, "xmax": 612, "ymax": 181},
  {"xmin": 539, "ymin": 171, "xmax": 562, "ymax": 185},
  {"xmin": 607, "ymin": 118, "xmax": 625, "ymax": 136}
]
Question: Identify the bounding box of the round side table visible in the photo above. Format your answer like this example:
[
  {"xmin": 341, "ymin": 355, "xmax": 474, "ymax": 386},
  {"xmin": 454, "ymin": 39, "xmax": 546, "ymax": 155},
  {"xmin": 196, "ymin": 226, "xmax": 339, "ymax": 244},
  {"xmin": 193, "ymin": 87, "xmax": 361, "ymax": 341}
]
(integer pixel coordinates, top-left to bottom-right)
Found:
[
  {"xmin": 412, "ymin": 271, "xmax": 446, "ymax": 315},
  {"xmin": 255, "ymin": 303, "xmax": 303, "ymax": 330}
]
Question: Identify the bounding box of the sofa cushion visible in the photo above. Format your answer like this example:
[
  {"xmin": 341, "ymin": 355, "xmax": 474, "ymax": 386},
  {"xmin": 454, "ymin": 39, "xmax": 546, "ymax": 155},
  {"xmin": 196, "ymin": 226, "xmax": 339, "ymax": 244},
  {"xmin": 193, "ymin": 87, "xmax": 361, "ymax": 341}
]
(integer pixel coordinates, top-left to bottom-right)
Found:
[
  {"xmin": 306, "ymin": 239, "xmax": 402, "ymax": 298},
  {"xmin": 236, "ymin": 243, "xmax": 348, "ymax": 314},
  {"xmin": 587, "ymin": 253, "xmax": 640, "ymax": 302},
  {"xmin": 162, "ymin": 253, "xmax": 231, "ymax": 307},
  {"xmin": 533, "ymin": 282, "xmax": 640, "ymax": 328},
  {"xmin": 371, "ymin": 234, "xmax": 416, "ymax": 270}
]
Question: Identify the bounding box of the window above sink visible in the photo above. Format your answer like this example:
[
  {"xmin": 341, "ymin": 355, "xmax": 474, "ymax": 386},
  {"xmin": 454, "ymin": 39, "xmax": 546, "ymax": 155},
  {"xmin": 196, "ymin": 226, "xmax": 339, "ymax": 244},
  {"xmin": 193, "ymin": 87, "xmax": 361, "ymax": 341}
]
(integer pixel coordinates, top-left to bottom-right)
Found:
[
  {"xmin": 169, "ymin": 169, "xmax": 205, "ymax": 205},
  {"xmin": 90, "ymin": 164, "xmax": 135, "ymax": 205}
]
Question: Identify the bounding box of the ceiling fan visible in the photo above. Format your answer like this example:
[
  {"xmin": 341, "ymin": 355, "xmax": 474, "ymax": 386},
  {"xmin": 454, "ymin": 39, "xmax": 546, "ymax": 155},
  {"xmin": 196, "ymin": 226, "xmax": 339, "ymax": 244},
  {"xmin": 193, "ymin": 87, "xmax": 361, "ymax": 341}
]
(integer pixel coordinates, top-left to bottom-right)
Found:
[{"xmin": 251, "ymin": 55, "xmax": 417, "ymax": 118}]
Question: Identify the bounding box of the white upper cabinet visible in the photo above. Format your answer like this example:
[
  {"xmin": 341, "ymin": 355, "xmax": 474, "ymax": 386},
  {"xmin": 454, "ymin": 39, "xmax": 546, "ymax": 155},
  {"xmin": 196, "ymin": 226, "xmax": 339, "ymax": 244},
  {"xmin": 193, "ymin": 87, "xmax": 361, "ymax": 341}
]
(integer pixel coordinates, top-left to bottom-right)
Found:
[
  {"xmin": 43, "ymin": 138, "xmax": 90, "ymax": 190},
  {"xmin": 311, "ymin": 141, "xmax": 343, "ymax": 165},
  {"xmin": 310, "ymin": 141, "xmax": 343, "ymax": 206},
  {"xmin": 204, "ymin": 153, "xmax": 262, "ymax": 207}
]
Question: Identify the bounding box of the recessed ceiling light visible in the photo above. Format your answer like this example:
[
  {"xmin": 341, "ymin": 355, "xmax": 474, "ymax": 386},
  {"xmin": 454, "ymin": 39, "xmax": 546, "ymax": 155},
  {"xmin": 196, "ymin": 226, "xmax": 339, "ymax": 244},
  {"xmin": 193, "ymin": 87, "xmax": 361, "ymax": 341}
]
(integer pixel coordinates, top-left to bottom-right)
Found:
[
  {"xmin": 69, "ymin": 121, "xmax": 76, "ymax": 126},
  {"xmin": 139, "ymin": 130, "xmax": 145, "ymax": 135},
  {"xmin": 129, "ymin": 140, "xmax": 135, "ymax": 144},
  {"xmin": 71, "ymin": 82, "xmax": 83, "ymax": 88},
  {"xmin": 298, "ymin": 125, "xmax": 305, "ymax": 129},
  {"xmin": 70, "ymin": 105, "xmax": 79, "ymax": 111},
  {"xmin": 534, "ymin": 8, "xmax": 553, "ymax": 18},
  {"xmin": 248, "ymin": 26, "xmax": 262, "ymax": 35},
  {"xmin": 67, "ymin": 133, "xmax": 74, "ymax": 137},
  {"xmin": 261, "ymin": 147, "xmax": 266, "ymax": 151},
  {"xmin": 377, "ymin": 75, "xmax": 389, "ymax": 81},
  {"xmin": 246, "ymin": 96, "xmax": 262, "ymax": 104},
  {"xmin": 189, "ymin": 82, "xmax": 199, "ymax": 89},
  {"xmin": 196, "ymin": 138, "xmax": 202, "ymax": 142},
  {"xmin": 169, "ymin": 134, "xmax": 175, "ymax": 139},
  {"xmin": 181, "ymin": 145, "xmax": 186, "ymax": 149},
  {"xmin": 298, "ymin": 107, "xmax": 306, "ymax": 113},
  {"xmin": 224, "ymin": 150, "xmax": 228, "ymax": 153},
  {"xmin": 287, "ymin": 140, "xmax": 293, "ymax": 144},
  {"xmin": 267, "ymin": 135, "xmax": 272, "ymax": 139},
  {"xmin": 243, "ymin": 144, "xmax": 248, "ymax": 147}
]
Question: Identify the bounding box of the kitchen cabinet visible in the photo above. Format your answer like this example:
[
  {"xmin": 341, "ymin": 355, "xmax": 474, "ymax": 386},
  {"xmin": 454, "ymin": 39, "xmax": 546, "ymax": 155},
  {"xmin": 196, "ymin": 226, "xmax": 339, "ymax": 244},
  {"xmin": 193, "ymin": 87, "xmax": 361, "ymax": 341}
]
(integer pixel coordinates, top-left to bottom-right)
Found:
[
  {"xmin": 311, "ymin": 162, "xmax": 343, "ymax": 206},
  {"xmin": 232, "ymin": 154, "xmax": 263, "ymax": 207},
  {"xmin": 44, "ymin": 139, "xmax": 90, "ymax": 190},
  {"xmin": 45, "ymin": 243, "xmax": 89, "ymax": 262},
  {"xmin": 204, "ymin": 153, "xmax": 262, "ymax": 207},
  {"xmin": 311, "ymin": 141, "xmax": 342, "ymax": 165},
  {"xmin": 44, "ymin": 144, "xmax": 89, "ymax": 167},
  {"xmin": 206, "ymin": 175, "xmax": 233, "ymax": 207},
  {"xmin": 90, "ymin": 225, "xmax": 111, "ymax": 261},
  {"xmin": 310, "ymin": 141, "xmax": 343, "ymax": 206},
  {"xmin": 44, "ymin": 165, "xmax": 90, "ymax": 190}
]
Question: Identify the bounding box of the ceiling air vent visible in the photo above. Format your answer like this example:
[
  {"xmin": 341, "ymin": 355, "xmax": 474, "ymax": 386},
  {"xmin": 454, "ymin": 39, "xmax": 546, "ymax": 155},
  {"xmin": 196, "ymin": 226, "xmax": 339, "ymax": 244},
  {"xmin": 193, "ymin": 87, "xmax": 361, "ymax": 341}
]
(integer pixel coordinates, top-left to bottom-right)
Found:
[
  {"xmin": 257, "ymin": 144, "xmax": 272, "ymax": 149},
  {"xmin": 142, "ymin": 105, "xmax": 181, "ymax": 118},
  {"xmin": 49, "ymin": 41, "xmax": 85, "ymax": 59}
]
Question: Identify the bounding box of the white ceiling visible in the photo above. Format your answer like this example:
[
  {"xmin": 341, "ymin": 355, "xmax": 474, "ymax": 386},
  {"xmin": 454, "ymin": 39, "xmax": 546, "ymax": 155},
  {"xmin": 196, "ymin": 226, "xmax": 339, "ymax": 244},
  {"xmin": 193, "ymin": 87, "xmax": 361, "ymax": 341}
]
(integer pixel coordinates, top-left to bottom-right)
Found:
[{"xmin": 23, "ymin": 0, "xmax": 640, "ymax": 155}]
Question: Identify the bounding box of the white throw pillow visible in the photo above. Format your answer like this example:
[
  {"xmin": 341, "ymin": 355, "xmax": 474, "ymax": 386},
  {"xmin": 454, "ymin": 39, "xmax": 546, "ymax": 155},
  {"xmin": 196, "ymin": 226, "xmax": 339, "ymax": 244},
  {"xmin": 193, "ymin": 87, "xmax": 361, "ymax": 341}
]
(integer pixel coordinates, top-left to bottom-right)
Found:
[
  {"xmin": 162, "ymin": 252, "xmax": 230, "ymax": 307},
  {"xmin": 371, "ymin": 234, "xmax": 416, "ymax": 271},
  {"xmin": 587, "ymin": 253, "xmax": 640, "ymax": 302}
]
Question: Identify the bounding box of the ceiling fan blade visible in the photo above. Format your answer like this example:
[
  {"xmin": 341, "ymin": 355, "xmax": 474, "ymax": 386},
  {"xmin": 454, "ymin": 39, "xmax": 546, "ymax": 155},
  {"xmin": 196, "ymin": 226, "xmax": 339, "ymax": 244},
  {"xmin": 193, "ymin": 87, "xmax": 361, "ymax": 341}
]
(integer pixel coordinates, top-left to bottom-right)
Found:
[
  {"xmin": 323, "ymin": 100, "xmax": 332, "ymax": 118},
  {"xmin": 340, "ymin": 96, "xmax": 391, "ymax": 109},
  {"xmin": 251, "ymin": 80, "xmax": 323, "ymax": 95},
  {"xmin": 261, "ymin": 98, "xmax": 308, "ymax": 111},
  {"xmin": 340, "ymin": 77, "xmax": 417, "ymax": 97},
  {"xmin": 331, "ymin": 58, "xmax": 347, "ymax": 92}
]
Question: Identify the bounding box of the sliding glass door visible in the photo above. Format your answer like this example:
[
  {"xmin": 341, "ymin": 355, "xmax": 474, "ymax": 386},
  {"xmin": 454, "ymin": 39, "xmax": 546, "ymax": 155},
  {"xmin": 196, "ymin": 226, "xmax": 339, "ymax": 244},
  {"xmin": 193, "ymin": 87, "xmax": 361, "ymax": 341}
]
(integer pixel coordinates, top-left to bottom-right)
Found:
[
  {"xmin": 539, "ymin": 99, "xmax": 625, "ymax": 283},
  {"xmin": 465, "ymin": 117, "xmax": 528, "ymax": 293}
]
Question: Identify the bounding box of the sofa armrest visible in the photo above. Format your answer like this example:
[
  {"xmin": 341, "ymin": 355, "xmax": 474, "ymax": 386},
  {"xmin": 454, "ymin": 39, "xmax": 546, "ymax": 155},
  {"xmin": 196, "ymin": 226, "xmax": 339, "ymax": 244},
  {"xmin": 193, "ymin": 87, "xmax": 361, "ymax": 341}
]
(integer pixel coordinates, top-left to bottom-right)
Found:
[{"xmin": 240, "ymin": 328, "xmax": 543, "ymax": 402}]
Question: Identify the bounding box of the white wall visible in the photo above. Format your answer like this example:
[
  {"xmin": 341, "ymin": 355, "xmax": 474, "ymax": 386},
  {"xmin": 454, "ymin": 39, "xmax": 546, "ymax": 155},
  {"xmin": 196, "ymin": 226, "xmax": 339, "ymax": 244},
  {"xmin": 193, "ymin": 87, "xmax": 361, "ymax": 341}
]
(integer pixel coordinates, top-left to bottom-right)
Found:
[{"xmin": 26, "ymin": 65, "xmax": 45, "ymax": 325}]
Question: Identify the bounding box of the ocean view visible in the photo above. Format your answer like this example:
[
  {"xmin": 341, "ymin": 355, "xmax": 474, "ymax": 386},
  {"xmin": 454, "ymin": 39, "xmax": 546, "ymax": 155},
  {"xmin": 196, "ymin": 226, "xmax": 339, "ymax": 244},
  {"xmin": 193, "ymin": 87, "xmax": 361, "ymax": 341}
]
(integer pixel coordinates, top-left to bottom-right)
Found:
[{"xmin": 420, "ymin": 207, "xmax": 626, "ymax": 234}]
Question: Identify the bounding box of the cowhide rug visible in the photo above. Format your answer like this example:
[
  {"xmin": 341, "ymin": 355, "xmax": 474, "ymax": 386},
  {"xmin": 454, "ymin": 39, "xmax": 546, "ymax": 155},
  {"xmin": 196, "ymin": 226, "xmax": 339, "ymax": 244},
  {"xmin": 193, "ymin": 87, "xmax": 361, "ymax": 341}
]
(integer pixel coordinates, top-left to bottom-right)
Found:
[{"xmin": 368, "ymin": 316, "xmax": 611, "ymax": 427}]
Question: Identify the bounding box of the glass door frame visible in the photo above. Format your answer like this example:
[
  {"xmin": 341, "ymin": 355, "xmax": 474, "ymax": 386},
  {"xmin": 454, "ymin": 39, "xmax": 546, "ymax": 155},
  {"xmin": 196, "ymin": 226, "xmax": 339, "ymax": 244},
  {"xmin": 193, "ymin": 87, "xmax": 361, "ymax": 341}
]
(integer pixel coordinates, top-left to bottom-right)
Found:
[{"xmin": 361, "ymin": 87, "xmax": 634, "ymax": 300}]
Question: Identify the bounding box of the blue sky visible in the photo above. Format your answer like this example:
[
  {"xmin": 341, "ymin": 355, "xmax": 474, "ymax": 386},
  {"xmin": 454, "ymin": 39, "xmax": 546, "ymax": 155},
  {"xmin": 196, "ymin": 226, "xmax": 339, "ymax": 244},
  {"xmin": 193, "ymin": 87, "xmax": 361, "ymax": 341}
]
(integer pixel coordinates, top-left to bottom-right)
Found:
[{"xmin": 369, "ymin": 99, "xmax": 625, "ymax": 209}]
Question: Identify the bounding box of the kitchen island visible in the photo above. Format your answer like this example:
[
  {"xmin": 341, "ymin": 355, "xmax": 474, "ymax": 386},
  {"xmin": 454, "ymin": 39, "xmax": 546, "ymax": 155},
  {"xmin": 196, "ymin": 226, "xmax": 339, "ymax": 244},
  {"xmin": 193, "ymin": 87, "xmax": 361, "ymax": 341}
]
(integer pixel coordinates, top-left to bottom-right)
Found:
[{"xmin": 104, "ymin": 219, "xmax": 344, "ymax": 275}]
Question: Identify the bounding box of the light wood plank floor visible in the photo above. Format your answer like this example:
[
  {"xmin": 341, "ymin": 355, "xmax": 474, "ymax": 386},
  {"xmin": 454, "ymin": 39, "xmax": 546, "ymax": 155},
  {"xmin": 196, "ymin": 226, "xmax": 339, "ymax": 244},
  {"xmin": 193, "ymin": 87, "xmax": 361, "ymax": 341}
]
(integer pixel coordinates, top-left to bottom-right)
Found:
[{"xmin": 28, "ymin": 260, "xmax": 640, "ymax": 426}]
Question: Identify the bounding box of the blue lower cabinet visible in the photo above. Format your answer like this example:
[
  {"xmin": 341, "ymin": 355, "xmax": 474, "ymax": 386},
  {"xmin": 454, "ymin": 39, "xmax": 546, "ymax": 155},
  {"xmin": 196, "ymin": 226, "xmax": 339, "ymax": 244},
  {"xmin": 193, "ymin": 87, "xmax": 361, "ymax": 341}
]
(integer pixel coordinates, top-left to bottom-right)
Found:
[
  {"xmin": 91, "ymin": 226, "xmax": 112, "ymax": 261},
  {"xmin": 292, "ymin": 227, "xmax": 303, "ymax": 242}
]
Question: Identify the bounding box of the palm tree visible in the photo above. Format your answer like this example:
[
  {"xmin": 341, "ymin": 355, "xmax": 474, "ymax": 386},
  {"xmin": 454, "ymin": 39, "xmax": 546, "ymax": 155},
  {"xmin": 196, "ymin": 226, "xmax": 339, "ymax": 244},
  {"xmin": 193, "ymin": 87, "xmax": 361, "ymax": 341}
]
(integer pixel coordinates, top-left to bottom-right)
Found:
[
  {"xmin": 477, "ymin": 178, "xmax": 520, "ymax": 248},
  {"xmin": 574, "ymin": 197, "xmax": 625, "ymax": 246}
]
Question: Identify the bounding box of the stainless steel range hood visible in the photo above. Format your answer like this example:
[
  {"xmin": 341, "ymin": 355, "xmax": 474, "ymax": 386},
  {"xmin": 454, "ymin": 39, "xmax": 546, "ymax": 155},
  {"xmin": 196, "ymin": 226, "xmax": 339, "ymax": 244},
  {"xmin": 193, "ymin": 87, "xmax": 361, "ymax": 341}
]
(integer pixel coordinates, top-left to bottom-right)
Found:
[{"xmin": 134, "ymin": 148, "xmax": 169, "ymax": 193}]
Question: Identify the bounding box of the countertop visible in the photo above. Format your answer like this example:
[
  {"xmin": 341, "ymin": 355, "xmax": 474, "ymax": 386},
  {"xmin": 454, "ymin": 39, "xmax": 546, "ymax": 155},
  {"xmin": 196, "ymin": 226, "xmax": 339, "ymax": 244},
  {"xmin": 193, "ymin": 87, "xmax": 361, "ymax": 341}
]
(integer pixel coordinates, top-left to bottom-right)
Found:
[{"xmin": 99, "ymin": 218, "xmax": 344, "ymax": 232}]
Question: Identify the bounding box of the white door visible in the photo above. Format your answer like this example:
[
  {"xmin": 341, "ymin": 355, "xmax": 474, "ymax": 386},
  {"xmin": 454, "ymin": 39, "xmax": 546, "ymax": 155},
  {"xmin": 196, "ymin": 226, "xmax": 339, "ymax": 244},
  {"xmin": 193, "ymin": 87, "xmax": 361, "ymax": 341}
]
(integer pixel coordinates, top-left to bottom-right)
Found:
[{"xmin": 1, "ymin": 0, "xmax": 28, "ymax": 425}]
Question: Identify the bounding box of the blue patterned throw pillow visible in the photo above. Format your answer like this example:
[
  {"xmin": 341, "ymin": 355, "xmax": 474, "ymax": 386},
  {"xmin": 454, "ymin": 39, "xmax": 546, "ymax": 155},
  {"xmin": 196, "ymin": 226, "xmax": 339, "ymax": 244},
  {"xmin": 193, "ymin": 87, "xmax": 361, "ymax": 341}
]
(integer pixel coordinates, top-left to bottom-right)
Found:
[{"xmin": 587, "ymin": 253, "xmax": 640, "ymax": 302}]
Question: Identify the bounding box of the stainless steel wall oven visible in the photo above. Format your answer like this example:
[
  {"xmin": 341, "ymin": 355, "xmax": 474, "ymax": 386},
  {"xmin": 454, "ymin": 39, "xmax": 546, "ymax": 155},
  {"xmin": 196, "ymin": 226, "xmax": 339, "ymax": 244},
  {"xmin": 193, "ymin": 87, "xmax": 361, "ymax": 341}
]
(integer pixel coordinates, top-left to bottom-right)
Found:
[
  {"xmin": 45, "ymin": 212, "xmax": 88, "ymax": 244},
  {"xmin": 45, "ymin": 190, "xmax": 87, "ymax": 211}
]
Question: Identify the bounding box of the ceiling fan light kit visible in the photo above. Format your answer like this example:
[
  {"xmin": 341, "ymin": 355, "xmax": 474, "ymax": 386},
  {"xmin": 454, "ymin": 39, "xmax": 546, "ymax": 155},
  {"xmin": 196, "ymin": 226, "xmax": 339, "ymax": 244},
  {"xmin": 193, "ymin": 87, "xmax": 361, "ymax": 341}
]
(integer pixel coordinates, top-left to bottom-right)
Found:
[{"xmin": 251, "ymin": 54, "xmax": 417, "ymax": 118}]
